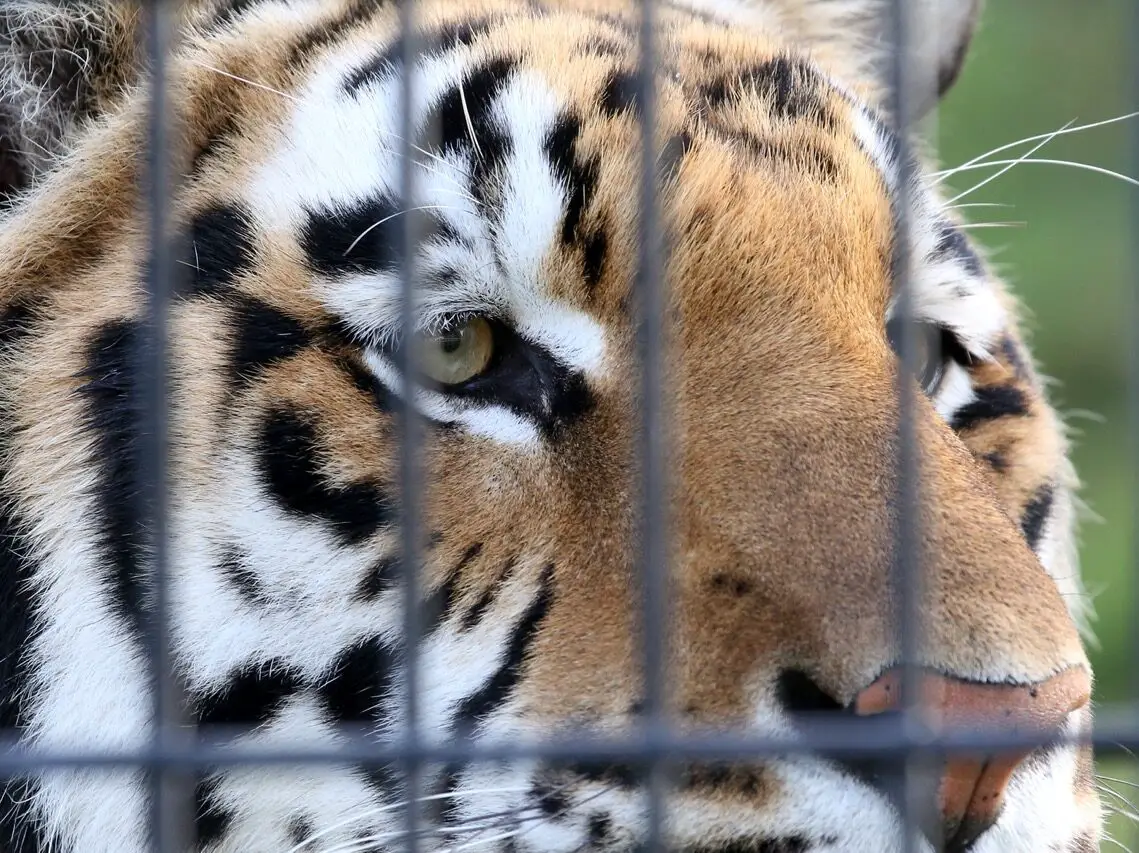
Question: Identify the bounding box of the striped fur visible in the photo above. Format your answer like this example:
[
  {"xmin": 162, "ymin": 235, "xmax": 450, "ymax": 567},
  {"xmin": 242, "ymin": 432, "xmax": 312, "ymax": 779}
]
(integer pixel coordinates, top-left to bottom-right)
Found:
[{"xmin": 0, "ymin": 1, "xmax": 1098, "ymax": 851}]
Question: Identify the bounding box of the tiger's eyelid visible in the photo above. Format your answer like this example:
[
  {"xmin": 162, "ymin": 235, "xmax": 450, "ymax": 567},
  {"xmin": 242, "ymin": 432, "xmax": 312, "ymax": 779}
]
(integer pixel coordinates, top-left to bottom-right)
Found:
[{"xmin": 373, "ymin": 309, "xmax": 506, "ymax": 353}]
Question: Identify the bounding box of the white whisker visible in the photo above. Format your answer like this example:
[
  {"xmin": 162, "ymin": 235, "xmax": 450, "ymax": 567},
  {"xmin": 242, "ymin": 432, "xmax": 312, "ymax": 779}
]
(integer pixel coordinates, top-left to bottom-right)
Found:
[
  {"xmin": 284, "ymin": 784, "xmax": 546, "ymax": 852},
  {"xmin": 942, "ymin": 202, "xmax": 1015, "ymax": 211},
  {"xmin": 343, "ymin": 205, "xmax": 464, "ymax": 257},
  {"xmin": 935, "ymin": 111, "xmax": 1139, "ymax": 180},
  {"xmin": 940, "ymin": 121, "xmax": 1073, "ymax": 205},
  {"xmin": 1099, "ymin": 774, "xmax": 1139, "ymax": 793},
  {"xmin": 188, "ymin": 59, "xmax": 299, "ymax": 102},
  {"xmin": 459, "ymin": 79, "xmax": 483, "ymax": 161},
  {"xmin": 435, "ymin": 779, "xmax": 621, "ymax": 853},
  {"xmin": 956, "ymin": 221, "xmax": 1026, "ymax": 230},
  {"xmin": 942, "ymin": 158, "xmax": 1139, "ymax": 193},
  {"xmin": 316, "ymin": 808, "xmax": 538, "ymax": 853}
]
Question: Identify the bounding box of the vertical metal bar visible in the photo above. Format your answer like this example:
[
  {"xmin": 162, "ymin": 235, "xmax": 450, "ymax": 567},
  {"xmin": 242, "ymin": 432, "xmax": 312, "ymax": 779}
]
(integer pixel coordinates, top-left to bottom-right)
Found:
[
  {"xmin": 398, "ymin": 0, "xmax": 424, "ymax": 849},
  {"xmin": 634, "ymin": 0, "xmax": 669, "ymax": 848},
  {"xmin": 1129, "ymin": 0, "xmax": 1139, "ymax": 709},
  {"xmin": 140, "ymin": 1, "xmax": 192, "ymax": 851},
  {"xmin": 885, "ymin": 2, "xmax": 922, "ymax": 852}
]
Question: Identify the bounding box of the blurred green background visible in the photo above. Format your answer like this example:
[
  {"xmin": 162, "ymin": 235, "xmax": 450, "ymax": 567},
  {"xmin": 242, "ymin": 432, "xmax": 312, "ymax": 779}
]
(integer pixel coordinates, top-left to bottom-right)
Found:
[{"xmin": 937, "ymin": 0, "xmax": 1135, "ymax": 844}]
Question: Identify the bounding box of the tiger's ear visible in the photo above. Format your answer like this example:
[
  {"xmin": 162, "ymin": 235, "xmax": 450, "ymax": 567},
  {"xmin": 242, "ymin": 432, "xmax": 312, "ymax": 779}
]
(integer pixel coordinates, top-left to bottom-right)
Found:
[
  {"xmin": 0, "ymin": 1, "xmax": 143, "ymax": 202},
  {"xmin": 778, "ymin": 0, "xmax": 983, "ymax": 118},
  {"xmin": 903, "ymin": 0, "xmax": 984, "ymax": 111}
]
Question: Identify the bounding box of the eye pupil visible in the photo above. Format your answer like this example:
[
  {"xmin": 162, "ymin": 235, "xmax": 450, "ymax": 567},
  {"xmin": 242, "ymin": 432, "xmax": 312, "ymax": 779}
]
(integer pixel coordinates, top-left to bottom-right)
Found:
[{"xmin": 417, "ymin": 316, "xmax": 496, "ymax": 387}]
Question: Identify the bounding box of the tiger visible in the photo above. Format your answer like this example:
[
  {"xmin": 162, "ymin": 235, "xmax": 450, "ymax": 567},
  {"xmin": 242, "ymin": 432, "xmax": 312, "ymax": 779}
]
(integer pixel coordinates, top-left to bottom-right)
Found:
[{"xmin": 0, "ymin": 0, "xmax": 1101, "ymax": 851}]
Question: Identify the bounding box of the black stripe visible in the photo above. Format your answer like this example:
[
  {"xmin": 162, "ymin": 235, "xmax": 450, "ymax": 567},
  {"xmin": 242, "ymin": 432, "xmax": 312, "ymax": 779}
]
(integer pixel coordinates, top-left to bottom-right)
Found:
[
  {"xmin": 302, "ymin": 194, "xmax": 404, "ymax": 277},
  {"xmin": 208, "ymin": 0, "xmax": 261, "ymax": 29},
  {"xmin": 302, "ymin": 195, "xmax": 458, "ymax": 279},
  {"xmin": 287, "ymin": 0, "xmax": 384, "ymax": 66},
  {"xmin": 0, "ymin": 780, "xmax": 45, "ymax": 853},
  {"xmin": 421, "ymin": 543, "xmax": 483, "ymax": 631},
  {"xmin": 288, "ymin": 817, "xmax": 313, "ymax": 846},
  {"xmin": 949, "ymin": 384, "xmax": 1029, "ymax": 431},
  {"xmin": 196, "ymin": 660, "xmax": 303, "ymax": 726},
  {"xmin": 190, "ymin": 116, "xmax": 240, "ymax": 176},
  {"xmin": 428, "ymin": 57, "xmax": 518, "ymax": 158},
  {"xmin": 743, "ymin": 137, "xmax": 837, "ymax": 180},
  {"xmin": 421, "ymin": 570, "xmax": 461, "ymax": 636},
  {"xmin": 431, "ymin": 765, "xmax": 465, "ymax": 826},
  {"xmin": 982, "ymin": 451, "xmax": 1007, "ymax": 472},
  {"xmin": 229, "ymin": 297, "xmax": 311, "ymax": 386},
  {"xmin": 461, "ymin": 556, "xmax": 515, "ymax": 631},
  {"xmin": 577, "ymin": 35, "xmax": 627, "ymax": 58},
  {"xmin": 704, "ymin": 56, "xmax": 833, "ymax": 127},
  {"xmin": 219, "ymin": 550, "xmax": 267, "ymax": 604},
  {"xmin": 319, "ymin": 637, "xmax": 397, "ymax": 723},
  {"xmin": 544, "ymin": 113, "xmax": 598, "ymax": 245},
  {"xmin": 334, "ymin": 354, "xmax": 396, "ymax": 414},
  {"xmin": 1020, "ymin": 484, "xmax": 1054, "ymax": 550},
  {"xmin": 0, "ymin": 477, "xmax": 36, "ymax": 732},
  {"xmin": 0, "ymin": 299, "xmax": 47, "ymax": 853},
  {"xmin": 452, "ymin": 565, "xmax": 553, "ymax": 734},
  {"xmin": 194, "ymin": 776, "xmax": 236, "ymax": 847},
  {"xmin": 456, "ymin": 59, "xmax": 517, "ymax": 214},
  {"xmin": 0, "ymin": 300, "xmax": 41, "ymax": 348},
  {"xmin": 561, "ymin": 760, "xmax": 639, "ymax": 789},
  {"xmin": 181, "ymin": 203, "xmax": 258, "ymax": 297},
  {"xmin": 657, "ymin": 131, "xmax": 693, "ymax": 184},
  {"xmin": 344, "ymin": 17, "xmax": 503, "ymax": 94},
  {"xmin": 258, "ymin": 406, "xmax": 394, "ymax": 545},
  {"xmin": 0, "ymin": 501, "xmax": 45, "ymax": 853},
  {"xmin": 687, "ymin": 838, "xmax": 811, "ymax": 853},
  {"xmin": 581, "ymin": 227, "xmax": 608, "ymax": 290},
  {"xmin": 933, "ymin": 221, "xmax": 985, "ymax": 278},
  {"xmin": 77, "ymin": 319, "xmax": 147, "ymax": 634},
  {"xmin": 355, "ymin": 555, "xmax": 401, "ymax": 601},
  {"xmin": 598, "ymin": 69, "xmax": 641, "ymax": 118},
  {"xmin": 998, "ymin": 335, "xmax": 1029, "ymax": 380}
]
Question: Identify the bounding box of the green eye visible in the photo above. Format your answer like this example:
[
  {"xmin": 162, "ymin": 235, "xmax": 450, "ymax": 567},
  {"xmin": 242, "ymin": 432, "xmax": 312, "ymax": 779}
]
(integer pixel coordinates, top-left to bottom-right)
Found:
[{"xmin": 418, "ymin": 316, "xmax": 495, "ymax": 386}]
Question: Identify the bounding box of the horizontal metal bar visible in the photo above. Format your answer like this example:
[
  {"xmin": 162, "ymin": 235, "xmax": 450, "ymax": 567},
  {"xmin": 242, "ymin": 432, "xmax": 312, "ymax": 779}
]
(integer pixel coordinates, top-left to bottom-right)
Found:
[{"xmin": 0, "ymin": 718, "xmax": 1131, "ymax": 777}]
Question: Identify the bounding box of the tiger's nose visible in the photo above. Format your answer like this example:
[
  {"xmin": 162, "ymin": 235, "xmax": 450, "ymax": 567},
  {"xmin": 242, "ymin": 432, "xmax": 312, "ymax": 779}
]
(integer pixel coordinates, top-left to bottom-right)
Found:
[{"xmin": 854, "ymin": 666, "xmax": 1091, "ymax": 851}]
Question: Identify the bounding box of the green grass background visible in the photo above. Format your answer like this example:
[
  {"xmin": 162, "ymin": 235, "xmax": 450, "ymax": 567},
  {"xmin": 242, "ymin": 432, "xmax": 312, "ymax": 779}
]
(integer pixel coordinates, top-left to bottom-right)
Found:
[{"xmin": 936, "ymin": 0, "xmax": 1135, "ymax": 844}]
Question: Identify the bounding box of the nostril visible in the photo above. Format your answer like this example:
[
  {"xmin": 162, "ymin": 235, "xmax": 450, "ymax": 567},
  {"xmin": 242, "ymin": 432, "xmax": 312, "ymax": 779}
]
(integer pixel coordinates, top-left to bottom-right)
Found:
[{"xmin": 775, "ymin": 669, "xmax": 843, "ymax": 715}]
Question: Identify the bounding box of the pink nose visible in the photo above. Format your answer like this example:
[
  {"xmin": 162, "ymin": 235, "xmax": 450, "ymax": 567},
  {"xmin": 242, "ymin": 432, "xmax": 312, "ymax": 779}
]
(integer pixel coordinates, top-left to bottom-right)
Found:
[{"xmin": 854, "ymin": 666, "xmax": 1091, "ymax": 850}]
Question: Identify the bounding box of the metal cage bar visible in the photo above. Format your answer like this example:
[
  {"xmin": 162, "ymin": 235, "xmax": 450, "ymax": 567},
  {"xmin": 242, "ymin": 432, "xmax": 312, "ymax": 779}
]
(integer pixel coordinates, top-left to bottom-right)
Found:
[
  {"xmin": 398, "ymin": 0, "xmax": 426, "ymax": 848},
  {"xmin": 140, "ymin": 2, "xmax": 193, "ymax": 850},
  {"xmin": 1130, "ymin": 0, "xmax": 1139, "ymax": 709},
  {"xmin": 634, "ymin": 0, "xmax": 669, "ymax": 850},
  {"xmin": 3, "ymin": 720, "xmax": 1139, "ymax": 777},
  {"xmin": 0, "ymin": 0, "xmax": 1131, "ymax": 851},
  {"xmin": 885, "ymin": 1, "xmax": 923, "ymax": 849}
]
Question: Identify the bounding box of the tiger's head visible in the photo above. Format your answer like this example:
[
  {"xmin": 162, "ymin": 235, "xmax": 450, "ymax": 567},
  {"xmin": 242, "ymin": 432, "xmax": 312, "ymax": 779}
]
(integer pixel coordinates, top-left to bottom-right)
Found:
[{"xmin": 0, "ymin": 1, "xmax": 1098, "ymax": 852}]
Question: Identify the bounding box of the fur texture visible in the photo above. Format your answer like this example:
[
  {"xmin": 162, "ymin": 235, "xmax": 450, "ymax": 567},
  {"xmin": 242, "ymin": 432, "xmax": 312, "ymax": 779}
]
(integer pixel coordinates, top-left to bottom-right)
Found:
[{"xmin": 0, "ymin": 1, "xmax": 1098, "ymax": 851}]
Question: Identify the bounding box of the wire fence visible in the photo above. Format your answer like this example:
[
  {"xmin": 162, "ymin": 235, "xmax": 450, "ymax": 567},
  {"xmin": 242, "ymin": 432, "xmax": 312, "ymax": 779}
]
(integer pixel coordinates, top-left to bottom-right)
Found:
[{"xmin": 0, "ymin": 1, "xmax": 1134, "ymax": 852}]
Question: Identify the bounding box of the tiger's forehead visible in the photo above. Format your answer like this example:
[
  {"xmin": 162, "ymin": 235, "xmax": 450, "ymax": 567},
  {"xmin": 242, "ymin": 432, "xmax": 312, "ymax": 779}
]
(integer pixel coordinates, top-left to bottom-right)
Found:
[{"xmin": 193, "ymin": 0, "xmax": 1003, "ymax": 371}]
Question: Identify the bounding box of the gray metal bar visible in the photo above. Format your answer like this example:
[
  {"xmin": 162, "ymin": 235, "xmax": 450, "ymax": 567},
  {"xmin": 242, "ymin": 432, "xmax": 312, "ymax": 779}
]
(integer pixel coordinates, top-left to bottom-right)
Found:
[
  {"xmin": 1130, "ymin": 0, "xmax": 1139, "ymax": 707},
  {"xmin": 5, "ymin": 720, "xmax": 1139, "ymax": 775},
  {"xmin": 634, "ymin": 0, "xmax": 669, "ymax": 848},
  {"xmin": 885, "ymin": 1, "xmax": 924, "ymax": 851},
  {"xmin": 397, "ymin": 0, "xmax": 425, "ymax": 849},
  {"xmin": 139, "ymin": 2, "xmax": 193, "ymax": 851}
]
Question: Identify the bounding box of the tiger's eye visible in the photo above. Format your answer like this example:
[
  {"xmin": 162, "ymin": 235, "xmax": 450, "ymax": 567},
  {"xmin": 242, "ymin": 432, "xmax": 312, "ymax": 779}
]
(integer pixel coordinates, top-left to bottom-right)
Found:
[
  {"xmin": 418, "ymin": 317, "xmax": 495, "ymax": 386},
  {"xmin": 886, "ymin": 319, "xmax": 946, "ymax": 396}
]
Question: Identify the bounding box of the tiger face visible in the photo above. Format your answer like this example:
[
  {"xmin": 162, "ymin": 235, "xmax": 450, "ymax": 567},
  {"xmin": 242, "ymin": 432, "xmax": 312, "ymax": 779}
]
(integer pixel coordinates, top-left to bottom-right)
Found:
[{"xmin": 0, "ymin": 1, "xmax": 1099, "ymax": 852}]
